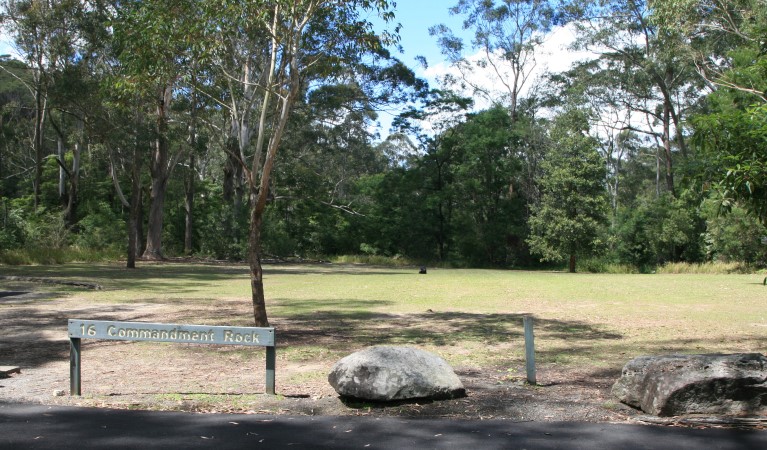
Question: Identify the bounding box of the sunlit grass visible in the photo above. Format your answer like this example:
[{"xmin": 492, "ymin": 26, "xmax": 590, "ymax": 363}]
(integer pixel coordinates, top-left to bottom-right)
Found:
[
  {"xmin": 3, "ymin": 262, "xmax": 766, "ymax": 372},
  {"xmin": 657, "ymin": 261, "xmax": 759, "ymax": 274}
]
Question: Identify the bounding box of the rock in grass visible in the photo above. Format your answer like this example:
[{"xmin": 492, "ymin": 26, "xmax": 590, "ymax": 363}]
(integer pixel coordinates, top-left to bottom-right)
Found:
[
  {"xmin": 612, "ymin": 353, "xmax": 767, "ymax": 416},
  {"xmin": 328, "ymin": 346, "xmax": 465, "ymax": 401}
]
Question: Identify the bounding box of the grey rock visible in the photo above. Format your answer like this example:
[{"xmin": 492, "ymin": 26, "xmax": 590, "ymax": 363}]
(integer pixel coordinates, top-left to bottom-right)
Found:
[
  {"xmin": 612, "ymin": 353, "xmax": 767, "ymax": 416},
  {"xmin": 328, "ymin": 346, "xmax": 465, "ymax": 401}
]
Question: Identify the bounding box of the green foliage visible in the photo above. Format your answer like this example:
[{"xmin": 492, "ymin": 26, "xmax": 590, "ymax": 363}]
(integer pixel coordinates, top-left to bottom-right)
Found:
[
  {"xmin": 702, "ymin": 199, "xmax": 767, "ymax": 266},
  {"xmin": 527, "ymin": 109, "xmax": 610, "ymax": 272},
  {"xmin": 192, "ymin": 181, "xmax": 249, "ymax": 260},
  {"xmin": 261, "ymin": 206, "xmax": 299, "ymax": 258},
  {"xmin": 71, "ymin": 201, "xmax": 126, "ymax": 250},
  {"xmin": 694, "ymin": 103, "xmax": 767, "ymax": 225},
  {"xmin": 658, "ymin": 0, "xmax": 767, "ymax": 225},
  {"xmin": 2, "ymin": 0, "xmax": 766, "ymax": 276},
  {"xmin": 355, "ymin": 169, "xmax": 441, "ymax": 261},
  {"xmin": 445, "ymin": 107, "xmax": 526, "ymax": 266},
  {"xmin": 613, "ymin": 193, "xmax": 704, "ymax": 270},
  {"xmin": 23, "ymin": 209, "xmax": 70, "ymax": 250}
]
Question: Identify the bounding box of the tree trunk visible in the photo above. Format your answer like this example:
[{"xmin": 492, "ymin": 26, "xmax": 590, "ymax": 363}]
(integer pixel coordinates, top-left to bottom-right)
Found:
[
  {"xmin": 128, "ymin": 139, "xmax": 143, "ymax": 269},
  {"xmin": 64, "ymin": 142, "xmax": 80, "ymax": 226},
  {"xmin": 142, "ymin": 86, "xmax": 172, "ymax": 260},
  {"xmin": 143, "ymin": 174, "xmax": 167, "ymax": 260},
  {"xmin": 184, "ymin": 154, "xmax": 195, "ymax": 255},
  {"xmin": 248, "ymin": 205, "xmax": 269, "ymax": 327},
  {"xmin": 662, "ymin": 101, "xmax": 676, "ymax": 197},
  {"xmin": 58, "ymin": 135, "xmax": 66, "ymax": 202},
  {"xmin": 569, "ymin": 254, "xmax": 576, "ymax": 273},
  {"xmin": 33, "ymin": 87, "xmax": 46, "ymax": 210}
]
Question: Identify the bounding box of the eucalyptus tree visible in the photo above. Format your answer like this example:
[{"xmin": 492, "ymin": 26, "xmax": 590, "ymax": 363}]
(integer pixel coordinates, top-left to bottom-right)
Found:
[
  {"xmin": 431, "ymin": 0, "xmax": 555, "ymax": 121},
  {"xmin": 565, "ymin": 0, "xmax": 704, "ymax": 197},
  {"xmin": 390, "ymin": 89, "xmax": 475, "ymax": 261},
  {"xmin": 653, "ymin": 0, "xmax": 767, "ymax": 224},
  {"xmin": 546, "ymin": 60, "xmax": 650, "ymax": 210},
  {"xmin": 431, "ymin": 0, "xmax": 557, "ymax": 229},
  {"xmin": 652, "ymin": 0, "xmax": 767, "ymax": 101},
  {"xmin": 193, "ymin": 0, "xmax": 404, "ymax": 327},
  {"xmin": 0, "ymin": 57, "xmax": 34, "ymax": 242},
  {"xmin": 439, "ymin": 107, "xmax": 526, "ymax": 265},
  {"xmin": 1, "ymin": 0, "xmax": 88, "ymax": 209},
  {"xmin": 111, "ymin": 0, "xmax": 205, "ymax": 260}
]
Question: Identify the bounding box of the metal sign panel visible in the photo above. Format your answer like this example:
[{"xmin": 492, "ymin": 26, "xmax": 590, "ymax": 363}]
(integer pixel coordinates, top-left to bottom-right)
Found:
[{"xmin": 68, "ymin": 319, "xmax": 274, "ymax": 347}]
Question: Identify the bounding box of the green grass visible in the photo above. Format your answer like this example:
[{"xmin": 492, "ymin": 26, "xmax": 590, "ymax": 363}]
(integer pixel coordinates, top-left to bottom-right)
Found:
[{"xmin": 3, "ymin": 262, "xmax": 766, "ymax": 374}]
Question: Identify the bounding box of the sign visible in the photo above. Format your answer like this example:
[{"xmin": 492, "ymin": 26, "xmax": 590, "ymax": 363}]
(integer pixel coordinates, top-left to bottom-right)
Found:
[
  {"xmin": 68, "ymin": 319, "xmax": 276, "ymax": 396},
  {"xmin": 68, "ymin": 319, "xmax": 274, "ymax": 346}
]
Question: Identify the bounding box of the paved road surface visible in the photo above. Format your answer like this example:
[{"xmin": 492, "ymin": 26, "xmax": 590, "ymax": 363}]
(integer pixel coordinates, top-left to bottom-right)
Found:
[{"xmin": 1, "ymin": 403, "xmax": 765, "ymax": 449}]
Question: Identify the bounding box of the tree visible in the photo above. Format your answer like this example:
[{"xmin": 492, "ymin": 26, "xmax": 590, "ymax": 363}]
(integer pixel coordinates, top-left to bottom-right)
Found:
[
  {"xmin": 527, "ymin": 109, "xmax": 609, "ymax": 272},
  {"xmin": 431, "ymin": 0, "xmax": 555, "ymax": 121},
  {"xmin": 545, "ymin": 61, "xmax": 648, "ymax": 211},
  {"xmin": 112, "ymin": 0, "xmax": 204, "ymax": 260},
  {"xmin": 441, "ymin": 106, "xmax": 525, "ymax": 265},
  {"xmin": 566, "ymin": 0, "xmax": 703, "ymax": 197},
  {"xmin": 2, "ymin": 0, "xmax": 87, "ymax": 209},
  {"xmin": 196, "ymin": 0, "xmax": 401, "ymax": 327},
  {"xmin": 613, "ymin": 192, "xmax": 704, "ymax": 269},
  {"xmin": 652, "ymin": 0, "xmax": 767, "ymax": 101},
  {"xmin": 653, "ymin": 0, "xmax": 767, "ymax": 224},
  {"xmin": 693, "ymin": 103, "xmax": 767, "ymax": 225},
  {"xmin": 392, "ymin": 89, "xmax": 474, "ymax": 261}
]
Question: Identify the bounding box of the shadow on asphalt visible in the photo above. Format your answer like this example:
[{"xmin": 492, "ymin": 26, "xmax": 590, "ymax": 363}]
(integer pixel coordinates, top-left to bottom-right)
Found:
[{"xmin": 1, "ymin": 403, "xmax": 765, "ymax": 449}]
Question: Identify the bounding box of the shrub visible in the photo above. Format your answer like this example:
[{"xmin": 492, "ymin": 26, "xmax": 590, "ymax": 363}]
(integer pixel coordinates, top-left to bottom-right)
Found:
[{"xmin": 702, "ymin": 200, "xmax": 767, "ymax": 266}]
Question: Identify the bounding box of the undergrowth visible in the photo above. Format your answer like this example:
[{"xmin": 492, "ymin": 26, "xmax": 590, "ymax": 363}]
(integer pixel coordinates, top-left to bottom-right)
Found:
[
  {"xmin": 330, "ymin": 254, "xmax": 418, "ymax": 267},
  {"xmin": 657, "ymin": 261, "xmax": 759, "ymax": 274},
  {"xmin": 0, "ymin": 246, "xmax": 122, "ymax": 265}
]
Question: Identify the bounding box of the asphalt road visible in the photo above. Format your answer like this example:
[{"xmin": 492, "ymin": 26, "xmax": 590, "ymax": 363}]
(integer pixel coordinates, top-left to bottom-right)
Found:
[{"xmin": 1, "ymin": 403, "xmax": 765, "ymax": 449}]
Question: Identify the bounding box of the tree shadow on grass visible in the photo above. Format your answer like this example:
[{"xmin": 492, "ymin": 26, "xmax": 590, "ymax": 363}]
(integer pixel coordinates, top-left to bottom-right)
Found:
[{"xmin": 0, "ymin": 263, "xmax": 411, "ymax": 293}]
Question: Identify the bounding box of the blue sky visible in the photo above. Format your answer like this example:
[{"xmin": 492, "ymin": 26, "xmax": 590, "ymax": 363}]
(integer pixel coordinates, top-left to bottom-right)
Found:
[{"xmin": 384, "ymin": 1, "xmax": 468, "ymax": 69}]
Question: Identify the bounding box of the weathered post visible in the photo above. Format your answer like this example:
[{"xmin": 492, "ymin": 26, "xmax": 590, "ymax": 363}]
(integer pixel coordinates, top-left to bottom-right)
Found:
[
  {"xmin": 266, "ymin": 346, "xmax": 276, "ymax": 395},
  {"xmin": 70, "ymin": 337, "xmax": 81, "ymax": 395},
  {"xmin": 523, "ymin": 316, "xmax": 536, "ymax": 385}
]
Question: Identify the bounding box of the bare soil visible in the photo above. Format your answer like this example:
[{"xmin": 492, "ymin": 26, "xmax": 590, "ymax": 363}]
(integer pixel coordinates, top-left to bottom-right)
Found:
[{"xmin": 0, "ymin": 280, "xmax": 642, "ymax": 423}]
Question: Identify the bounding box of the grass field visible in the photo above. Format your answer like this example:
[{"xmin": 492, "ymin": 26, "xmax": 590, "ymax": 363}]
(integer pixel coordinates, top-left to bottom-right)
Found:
[{"xmin": 3, "ymin": 261, "xmax": 765, "ymax": 373}]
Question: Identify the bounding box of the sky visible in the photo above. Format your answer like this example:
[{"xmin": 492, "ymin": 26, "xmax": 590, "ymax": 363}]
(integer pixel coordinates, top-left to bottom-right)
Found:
[{"xmin": 381, "ymin": 1, "xmax": 469, "ymax": 70}]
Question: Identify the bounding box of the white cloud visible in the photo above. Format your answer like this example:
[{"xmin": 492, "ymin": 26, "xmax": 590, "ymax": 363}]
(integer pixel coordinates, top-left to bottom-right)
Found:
[{"xmin": 420, "ymin": 23, "xmax": 596, "ymax": 110}]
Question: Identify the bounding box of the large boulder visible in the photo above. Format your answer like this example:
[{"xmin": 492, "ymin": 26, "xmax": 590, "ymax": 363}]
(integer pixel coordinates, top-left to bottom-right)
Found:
[
  {"xmin": 328, "ymin": 346, "xmax": 466, "ymax": 401},
  {"xmin": 612, "ymin": 353, "xmax": 767, "ymax": 416}
]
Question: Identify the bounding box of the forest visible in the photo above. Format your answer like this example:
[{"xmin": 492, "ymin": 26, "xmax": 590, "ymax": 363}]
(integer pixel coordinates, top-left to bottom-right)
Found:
[{"xmin": 1, "ymin": 0, "xmax": 766, "ymax": 276}]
